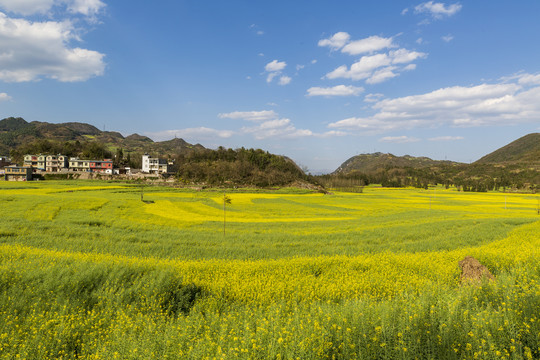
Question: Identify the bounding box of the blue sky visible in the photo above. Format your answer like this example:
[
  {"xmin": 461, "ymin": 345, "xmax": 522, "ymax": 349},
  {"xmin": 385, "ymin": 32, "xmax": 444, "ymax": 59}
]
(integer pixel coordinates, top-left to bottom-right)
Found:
[{"xmin": 0, "ymin": 1, "xmax": 539, "ymax": 173}]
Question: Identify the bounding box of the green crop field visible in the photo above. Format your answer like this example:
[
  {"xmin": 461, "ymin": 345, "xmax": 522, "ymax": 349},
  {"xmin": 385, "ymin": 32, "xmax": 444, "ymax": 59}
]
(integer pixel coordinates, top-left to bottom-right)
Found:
[{"xmin": 0, "ymin": 180, "xmax": 538, "ymax": 359}]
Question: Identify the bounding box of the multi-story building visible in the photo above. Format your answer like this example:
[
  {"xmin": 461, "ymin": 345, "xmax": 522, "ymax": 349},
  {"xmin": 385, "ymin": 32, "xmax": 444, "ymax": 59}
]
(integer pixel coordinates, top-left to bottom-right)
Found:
[
  {"xmin": 69, "ymin": 158, "xmax": 113, "ymax": 173},
  {"xmin": 46, "ymin": 155, "xmax": 69, "ymax": 172},
  {"xmin": 37, "ymin": 155, "xmax": 47, "ymax": 170},
  {"xmin": 24, "ymin": 155, "xmax": 39, "ymax": 168},
  {"xmin": 89, "ymin": 160, "xmax": 113, "ymax": 174},
  {"xmin": 69, "ymin": 158, "xmax": 91, "ymax": 172},
  {"xmin": 4, "ymin": 166, "xmax": 33, "ymax": 181},
  {"xmin": 24, "ymin": 154, "xmax": 68, "ymax": 171},
  {"xmin": 142, "ymin": 154, "xmax": 171, "ymax": 174}
]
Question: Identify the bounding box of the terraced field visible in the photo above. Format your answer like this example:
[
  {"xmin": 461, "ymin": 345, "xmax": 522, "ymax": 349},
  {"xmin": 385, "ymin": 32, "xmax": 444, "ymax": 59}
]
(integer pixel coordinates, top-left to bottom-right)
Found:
[{"xmin": 0, "ymin": 181, "xmax": 538, "ymax": 359}]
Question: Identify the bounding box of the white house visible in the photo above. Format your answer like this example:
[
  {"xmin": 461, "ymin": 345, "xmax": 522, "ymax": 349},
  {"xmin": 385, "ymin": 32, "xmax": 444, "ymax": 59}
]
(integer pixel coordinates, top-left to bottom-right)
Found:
[{"xmin": 142, "ymin": 154, "xmax": 171, "ymax": 174}]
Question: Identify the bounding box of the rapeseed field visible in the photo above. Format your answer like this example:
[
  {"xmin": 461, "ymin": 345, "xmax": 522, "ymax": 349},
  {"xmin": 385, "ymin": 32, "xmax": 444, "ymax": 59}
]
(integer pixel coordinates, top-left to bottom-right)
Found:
[{"xmin": 0, "ymin": 181, "xmax": 538, "ymax": 359}]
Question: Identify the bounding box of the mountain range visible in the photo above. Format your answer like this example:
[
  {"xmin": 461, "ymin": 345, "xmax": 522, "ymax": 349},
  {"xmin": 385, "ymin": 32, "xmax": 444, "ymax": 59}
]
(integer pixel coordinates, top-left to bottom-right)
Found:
[
  {"xmin": 334, "ymin": 133, "xmax": 540, "ymax": 175},
  {"xmin": 0, "ymin": 117, "xmax": 205, "ymax": 157},
  {"xmin": 1, "ymin": 117, "xmax": 538, "ymax": 188}
]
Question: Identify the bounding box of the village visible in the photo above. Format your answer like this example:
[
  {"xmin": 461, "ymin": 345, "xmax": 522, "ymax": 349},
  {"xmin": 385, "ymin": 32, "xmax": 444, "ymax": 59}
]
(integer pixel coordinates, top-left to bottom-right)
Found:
[{"xmin": 0, "ymin": 154, "xmax": 173, "ymax": 181}]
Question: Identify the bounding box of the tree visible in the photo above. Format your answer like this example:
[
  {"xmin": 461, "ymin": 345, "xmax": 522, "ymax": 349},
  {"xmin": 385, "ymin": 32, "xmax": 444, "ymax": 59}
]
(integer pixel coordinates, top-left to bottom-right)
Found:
[{"xmin": 223, "ymin": 193, "xmax": 232, "ymax": 236}]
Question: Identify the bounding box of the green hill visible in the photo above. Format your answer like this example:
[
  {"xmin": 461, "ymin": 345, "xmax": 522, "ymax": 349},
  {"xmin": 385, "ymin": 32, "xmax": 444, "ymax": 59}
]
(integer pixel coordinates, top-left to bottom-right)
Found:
[
  {"xmin": 326, "ymin": 134, "xmax": 540, "ymax": 191},
  {"xmin": 0, "ymin": 117, "xmax": 205, "ymax": 159},
  {"xmin": 334, "ymin": 152, "xmax": 460, "ymax": 174},
  {"xmin": 475, "ymin": 133, "xmax": 540, "ymax": 165}
]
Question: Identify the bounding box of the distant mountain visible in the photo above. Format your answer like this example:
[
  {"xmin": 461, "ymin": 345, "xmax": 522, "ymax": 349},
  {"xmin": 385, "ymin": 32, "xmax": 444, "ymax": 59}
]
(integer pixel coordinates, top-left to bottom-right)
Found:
[
  {"xmin": 334, "ymin": 152, "xmax": 460, "ymax": 174},
  {"xmin": 474, "ymin": 133, "xmax": 540, "ymax": 165},
  {"xmin": 328, "ymin": 134, "xmax": 539, "ymax": 191},
  {"xmin": 0, "ymin": 117, "xmax": 205, "ymax": 157}
]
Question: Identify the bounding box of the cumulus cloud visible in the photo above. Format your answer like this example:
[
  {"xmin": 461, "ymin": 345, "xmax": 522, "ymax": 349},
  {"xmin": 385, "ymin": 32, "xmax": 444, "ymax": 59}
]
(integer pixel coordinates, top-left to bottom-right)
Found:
[
  {"xmin": 219, "ymin": 109, "xmax": 344, "ymax": 140},
  {"xmin": 516, "ymin": 73, "xmax": 540, "ymax": 85},
  {"xmin": 414, "ymin": 1, "xmax": 462, "ymax": 19},
  {"xmin": 342, "ymin": 35, "xmax": 395, "ymax": 55},
  {"xmin": 278, "ymin": 76, "xmax": 291, "ymax": 85},
  {"xmin": 328, "ymin": 75, "xmax": 540, "ymax": 133},
  {"xmin": 264, "ymin": 59, "xmax": 290, "ymax": 85},
  {"xmin": 428, "ymin": 136, "xmax": 464, "ymax": 141},
  {"xmin": 265, "ymin": 60, "xmax": 286, "ymax": 72},
  {"xmin": 318, "ymin": 32, "xmax": 350, "ymax": 50},
  {"xmin": 366, "ymin": 66, "xmax": 398, "ymax": 84},
  {"xmin": 241, "ymin": 118, "xmax": 313, "ymax": 140},
  {"xmin": 306, "ymin": 85, "xmax": 364, "ymax": 97},
  {"xmin": 0, "ymin": 12, "xmax": 105, "ymax": 82},
  {"xmin": 318, "ymin": 32, "xmax": 395, "ymax": 55},
  {"xmin": 325, "ymin": 49, "xmax": 426, "ymax": 83},
  {"xmin": 145, "ymin": 127, "xmax": 234, "ymax": 142},
  {"xmin": 0, "ymin": 92, "xmax": 11, "ymax": 101},
  {"xmin": 0, "ymin": 0, "xmax": 105, "ymax": 16},
  {"xmin": 379, "ymin": 136, "xmax": 420, "ymax": 143},
  {"xmin": 218, "ymin": 110, "xmax": 278, "ymax": 122}
]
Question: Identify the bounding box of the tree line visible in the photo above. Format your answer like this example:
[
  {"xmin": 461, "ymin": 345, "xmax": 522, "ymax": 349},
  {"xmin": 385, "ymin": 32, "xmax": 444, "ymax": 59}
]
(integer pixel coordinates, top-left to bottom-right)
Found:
[{"xmin": 316, "ymin": 164, "xmax": 539, "ymax": 193}]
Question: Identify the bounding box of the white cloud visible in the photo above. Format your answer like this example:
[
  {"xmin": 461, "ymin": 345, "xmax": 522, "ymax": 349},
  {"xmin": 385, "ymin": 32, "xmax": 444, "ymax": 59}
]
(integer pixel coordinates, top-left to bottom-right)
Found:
[
  {"xmin": 264, "ymin": 59, "xmax": 289, "ymax": 84},
  {"xmin": 428, "ymin": 136, "xmax": 464, "ymax": 141},
  {"xmin": 341, "ymin": 35, "xmax": 395, "ymax": 55},
  {"xmin": 219, "ymin": 109, "xmax": 344, "ymax": 140},
  {"xmin": 366, "ymin": 66, "xmax": 398, "ymax": 84},
  {"xmin": 278, "ymin": 75, "xmax": 291, "ymax": 85},
  {"xmin": 0, "ymin": 12, "xmax": 105, "ymax": 82},
  {"xmin": 390, "ymin": 49, "xmax": 427, "ymax": 64},
  {"xmin": 325, "ymin": 49, "xmax": 426, "ymax": 83},
  {"xmin": 317, "ymin": 130, "xmax": 348, "ymax": 138},
  {"xmin": 379, "ymin": 136, "xmax": 420, "ymax": 143},
  {"xmin": 296, "ymin": 64, "xmax": 304, "ymax": 71},
  {"xmin": 0, "ymin": 0, "xmax": 54, "ymax": 15},
  {"xmin": 0, "ymin": 92, "xmax": 11, "ymax": 101},
  {"xmin": 311, "ymin": 59, "xmax": 317, "ymax": 64},
  {"xmin": 326, "ymin": 53, "xmax": 390, "ymax": 80},
  {"xmin": 416, "ymin": 37, "xmax": 423, "ymax": 44},
  {"xmin": 318, "ymin": 32, "xmax": 350, "ymax": 50},
  {"xmin": 218, "ymin": 110, "xmax": 278, "ymax": 122},
  {"xmin": 328, "ymin": 76, "xmax": 540, "ymax": 133},
  {"xmin": 266, "ymin": 72, "xmax": 278, "ymax": 83},
  {"xmin": 403, "ymin": 64, "xmax": 417, "ymax": 71},
  {"xmin": 242, "ymin": 118, "xmax": 313, "ymax": 140},
  {"xmin": 401, "ymin": 8, "xmax": 409, "ymax": 15},
  {"xmin": 0, "ymin": 0, "xmax": 105, "ymax": 16},
  {"xmin": 516, "ymin": 73, "xmax": 540, "ymax": 85},
  {"xmin": 364, "ymin": 93, "xmax": 384, "ymax": 102},
  {"xmin": 414, "ymin": 1, "xmax": 462, "ymax": 18},
  {"xmin": 256, "ymin": 30, "xmax": 264, "ymax": 35},
  {"xmin": 318, "ymin": 33, "xmax": 396, "ymax": 57},
  {"xmin": 306, "ymin": 85, "xmax": 364, "ymax": 97},
  {"xmin": 442, "ymin": 34, "xmax": 454, "ymax": 42},
  {"xmin": 145, "ymin": 127, "xmax": 234, "ymax": 142},
  {"xmin": 265, "ymin": 59, "xmax": 286, "ymax": 72},
  {"xmin": 67, "ymin": 0, "xmax": 104, "ymax": 16}
]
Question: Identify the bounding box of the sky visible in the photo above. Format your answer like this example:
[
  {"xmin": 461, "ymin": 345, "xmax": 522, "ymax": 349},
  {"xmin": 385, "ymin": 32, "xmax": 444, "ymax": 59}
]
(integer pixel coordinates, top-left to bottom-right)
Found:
[{"xmin": 0, "ymin": 1, "xmax": 539, "ymax": 173}]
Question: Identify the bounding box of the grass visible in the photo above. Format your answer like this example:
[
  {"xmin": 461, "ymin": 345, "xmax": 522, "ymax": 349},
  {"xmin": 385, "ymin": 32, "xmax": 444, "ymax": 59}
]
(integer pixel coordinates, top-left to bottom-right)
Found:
[{"xmin": 0, "ymin": 180, "xmax": 539, "ymax": 359}]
